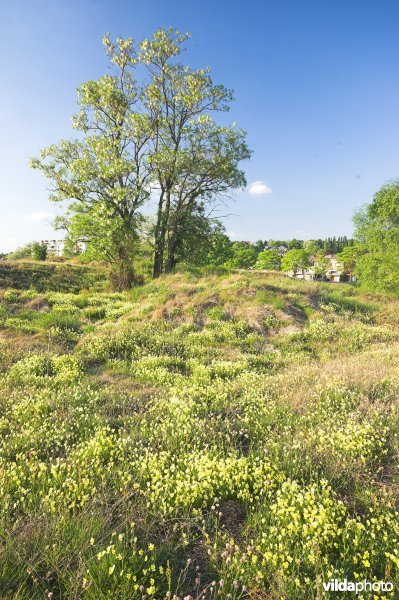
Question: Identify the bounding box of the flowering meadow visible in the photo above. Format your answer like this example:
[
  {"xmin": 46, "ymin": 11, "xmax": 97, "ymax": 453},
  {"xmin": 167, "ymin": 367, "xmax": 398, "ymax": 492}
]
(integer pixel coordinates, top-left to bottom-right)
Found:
[{"xmin": 1, "ymin": 270, "xmax": 399, "ymax": 598}]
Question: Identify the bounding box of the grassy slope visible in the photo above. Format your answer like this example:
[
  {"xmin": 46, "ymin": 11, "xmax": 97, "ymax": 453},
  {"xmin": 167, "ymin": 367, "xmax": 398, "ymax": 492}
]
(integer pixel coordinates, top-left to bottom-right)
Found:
[
  {"xmin": 0, "ymin": 260, "xmax": 107, "ymax": 292},
  {"xmin": 0, "ymin": 270, "xmax": 399, "ymax": 599}
]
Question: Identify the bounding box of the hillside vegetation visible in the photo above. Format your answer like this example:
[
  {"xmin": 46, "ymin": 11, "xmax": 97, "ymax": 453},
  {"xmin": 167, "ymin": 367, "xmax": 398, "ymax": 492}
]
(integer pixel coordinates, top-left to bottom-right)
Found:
[
  {"xmin": 0, "ymin": 261, "xmax": 107, "ymax": 293},
  {"xmin": 1, "ymin": 269, "xmax": 399, "ymax": 599}
]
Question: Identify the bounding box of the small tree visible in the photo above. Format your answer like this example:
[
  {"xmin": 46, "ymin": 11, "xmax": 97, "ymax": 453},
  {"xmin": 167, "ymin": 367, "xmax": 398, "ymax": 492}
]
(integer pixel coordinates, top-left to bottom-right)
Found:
[
  {"xmin": 206, "ymin": 231, "xmax": 234, "ymax": 266},
  {"xmin": 226, "ymin": 242, "xmax": 257, "ymax": 269},
  {"xmin": 32, "ymin": 242, "xmax": 47, "ymax": 261},
  {"xmin": 312, "ymin": 253, "xmax": 329, "ymax": 280},
  {"xmin": 8, "ymin": 243, "xmax": 34, "ymax": 259},
  {"xmin": 303, "ymin": 239, "xmax": 320, "ymax": 255},
  {"xmin": 287, "ymin": 238, "xmax": 303, "ymax": 249},
  {"xmin": 281, "ymin": 249, "xmax": 310, "ymax": 273},
  {"xmin": 255, "ymin": 249, "xmax": 281, "ymax": 270},
  {"xmin": 337, "ymin": 246, "xmax": 358, "ymax": 280}
]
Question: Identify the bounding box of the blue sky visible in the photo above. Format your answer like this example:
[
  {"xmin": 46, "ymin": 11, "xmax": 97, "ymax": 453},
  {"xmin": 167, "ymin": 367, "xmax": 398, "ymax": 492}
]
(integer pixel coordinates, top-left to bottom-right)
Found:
[{"xmin": 0, "ymin": 0, "xmax": 398, "ymax": 252}]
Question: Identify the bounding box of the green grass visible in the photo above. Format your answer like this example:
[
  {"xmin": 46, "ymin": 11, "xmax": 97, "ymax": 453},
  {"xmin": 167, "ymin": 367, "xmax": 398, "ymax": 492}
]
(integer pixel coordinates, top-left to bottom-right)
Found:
[
  {"xmin": 1, "ymin": 270, "xmax": 399, "ymax": 598},
  {"xmin": 0, "ymin": 260, "xmax": 107, "ymax": 292}
]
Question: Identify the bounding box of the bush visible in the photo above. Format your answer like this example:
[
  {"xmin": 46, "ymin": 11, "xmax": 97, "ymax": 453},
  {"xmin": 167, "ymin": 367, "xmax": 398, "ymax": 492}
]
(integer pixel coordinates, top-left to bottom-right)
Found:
[
  {"xmin": 8, "ymin": 354, "xmax": 83, "ymax": 385},
  {"xmin": 32, "ymin": 242, "xmax": 48, "ymax": 261}
]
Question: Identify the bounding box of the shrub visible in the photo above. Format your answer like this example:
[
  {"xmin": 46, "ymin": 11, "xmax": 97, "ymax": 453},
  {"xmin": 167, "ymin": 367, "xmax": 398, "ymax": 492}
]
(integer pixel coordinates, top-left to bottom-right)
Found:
[{"xmin": 8, "ymin": 354, "xmax": 83, "ymax": 385}]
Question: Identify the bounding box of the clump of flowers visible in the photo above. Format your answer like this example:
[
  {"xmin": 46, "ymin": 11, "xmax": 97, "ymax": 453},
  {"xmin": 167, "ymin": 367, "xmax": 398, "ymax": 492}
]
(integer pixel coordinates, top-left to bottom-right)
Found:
[{"xmin": 8, "ymin": 354, "xmax": 83, "ymax": 385}]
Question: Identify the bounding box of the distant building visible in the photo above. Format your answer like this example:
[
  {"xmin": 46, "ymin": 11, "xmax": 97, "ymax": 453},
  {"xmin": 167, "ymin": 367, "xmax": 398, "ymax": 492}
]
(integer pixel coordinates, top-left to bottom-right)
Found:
[
  {"xmin": 41, "ymin": 239, "xmax": 87, "ymax": 257},
  {"xmin": 264, "ymin": 245, "xmax": 288, "ymax": 255},
  {"xmin": 76, "ymin": 240, "xmax": 87, "ymax": 253},
  {"xmin": 277, "ymin": 245, "xmax": 288, "ymax": 255},
  {"xmin": 287, "ymin": 253, "xmax": 354, "ymax": 283},
  {"xmin": 323, "ymin": 253, "xmax": 342, "ymax": 283},
  {"xmin": 41, "ymin": 239, "xmax": 65, "ymax": 256}
]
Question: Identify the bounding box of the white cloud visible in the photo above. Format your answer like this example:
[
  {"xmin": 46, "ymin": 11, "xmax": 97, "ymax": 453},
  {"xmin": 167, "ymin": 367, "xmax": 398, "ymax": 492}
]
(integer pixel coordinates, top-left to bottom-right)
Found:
[
  {"xmin": 227, "ymin": 231, "xmax": 238, "ymax": 238},
  {"xmin": 26, "ymin": 211, "xmax": 54, "ymax": 222},
  {"xmin": 248, "ymin": 180, "xmax": 272, "ymax": 196}
]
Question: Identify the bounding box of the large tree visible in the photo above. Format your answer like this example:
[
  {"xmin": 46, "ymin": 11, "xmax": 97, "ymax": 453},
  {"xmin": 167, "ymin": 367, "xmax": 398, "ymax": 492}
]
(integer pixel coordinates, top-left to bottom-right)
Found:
[
  {"xmin": 30, "ymin": 36, "xmax": 153, "ymax": 287},
  {"xmin": 31, "ymin": 30, "xmax": 250, "ymax": 284}
]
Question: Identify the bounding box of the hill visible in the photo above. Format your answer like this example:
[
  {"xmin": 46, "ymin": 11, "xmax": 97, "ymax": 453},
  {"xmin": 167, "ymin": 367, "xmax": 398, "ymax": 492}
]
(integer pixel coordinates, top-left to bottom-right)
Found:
[
  {"xmin": 0, "ymin": 260, "xmax": 107, "ymax": 293},
  {"xmin": 1, "ymin": 271, "xmax": 398, "ymax": 598}
]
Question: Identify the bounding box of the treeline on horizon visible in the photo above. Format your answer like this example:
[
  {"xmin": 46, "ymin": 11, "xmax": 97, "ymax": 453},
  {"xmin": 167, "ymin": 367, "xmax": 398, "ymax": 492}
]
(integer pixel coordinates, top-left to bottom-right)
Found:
[
  {"xmin": 3, "ymin": 234, "xmax": 354, "ymax": 270},
  {"xmin": 5, "ymin": 179, "xmax": 399, "ymax": 295},
  {"xmin": 7, "ymin": 174, "xmax": 399, "ymax": 297},
  {"xmin": 244, "ymin": 236, "xmax": 354, "ymax": 254}
]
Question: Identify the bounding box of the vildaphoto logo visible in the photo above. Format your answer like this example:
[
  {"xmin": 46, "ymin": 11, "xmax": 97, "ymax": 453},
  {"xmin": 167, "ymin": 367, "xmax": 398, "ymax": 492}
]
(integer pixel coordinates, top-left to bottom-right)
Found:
[{"xmin": 323, "ymin": 579, "xmax": 393, "ymax": 594}]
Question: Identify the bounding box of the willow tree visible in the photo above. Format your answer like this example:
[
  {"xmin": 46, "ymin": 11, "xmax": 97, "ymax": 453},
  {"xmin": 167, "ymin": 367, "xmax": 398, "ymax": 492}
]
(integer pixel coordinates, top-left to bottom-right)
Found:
[{"xmin": 31, "ymin": 29, "xmax": 250, "ymax": 284}]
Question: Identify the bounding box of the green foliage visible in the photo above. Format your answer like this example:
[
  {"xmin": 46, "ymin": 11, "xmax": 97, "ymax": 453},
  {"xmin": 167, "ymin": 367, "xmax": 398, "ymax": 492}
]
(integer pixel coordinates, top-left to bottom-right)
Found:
[
  {"xmin": 7, "ymin": 243, "xmax": 34, "ymax": 260},
  {"xmin": 170, "ymin": 218, "xmax": 232, "ymax": 269},
  {"xmin": 311, "ymin": 252, "xmax": 330, "ymax": 280},
  {"xmin": 281, "ymin": 249, "xmax": 311, "ymax": 272},
  {"xmin": 0, "ymin": 261, "xmax": 107, "ymax": 292},
  {"xmin": 255, "ymin": 248, "xmax": 281, "ymax": 270},
  {"xmin": 337, "ymin": 245, "xmax": 358, "ymax": 275},
  {"xmin": 8, "ymin": 354, "xmax": 83, "ymax": 385},
  {"xmin": 31, "ymin": 241, "xmax": 48, "ymax": 261},
  {"xmin": 354, "ymin": 179, "xmax": 399, "ymax": 292},
  {"xmin": 226, "ymin": 242, "xmax": 257, "ymax": 269},
  {"xmin": 303, "ymin": 239, "xmax": 320, "ymax": 254}
]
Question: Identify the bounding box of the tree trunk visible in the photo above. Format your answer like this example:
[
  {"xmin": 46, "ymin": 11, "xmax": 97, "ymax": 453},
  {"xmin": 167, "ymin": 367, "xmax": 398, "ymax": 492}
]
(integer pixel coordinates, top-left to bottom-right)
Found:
[
  {"xmin": 109, "ymin": 244, "xmax": 136, "ymax": 290},
  {"xmin": 153, "ymin": 190, "xmax": 171, "ymax": 278},
  {"xmin": 163, "ymin": 211, "xmax": 178, "ymax": 273},
  {"xmin": 165, "ymin": 232, "xmax": 178, "ymax": 273},
  {"xmin": 153, "ymin": 191, "xmax": 165, "ymax": 278}
]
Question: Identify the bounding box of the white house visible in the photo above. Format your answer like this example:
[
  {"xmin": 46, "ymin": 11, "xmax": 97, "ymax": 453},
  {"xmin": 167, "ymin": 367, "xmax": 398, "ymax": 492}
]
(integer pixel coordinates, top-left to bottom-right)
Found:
[
  {"xmin": 41, "ymin": 239, "xmax": 87, "ymax": 257},
  {"xmin": 323, "ymin": 253, "xmax": 342, "ymax": 283},
  {"xmin": 41, "ymin": 239, "xmax": 65, "ymax": 256},
  {"xmin": 76, "ymin": 240, "xmax": 87, "ymax": 253},
  {"xmin": 288, "ymin": 253, "xmax": 346, "ymax": 283}
]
